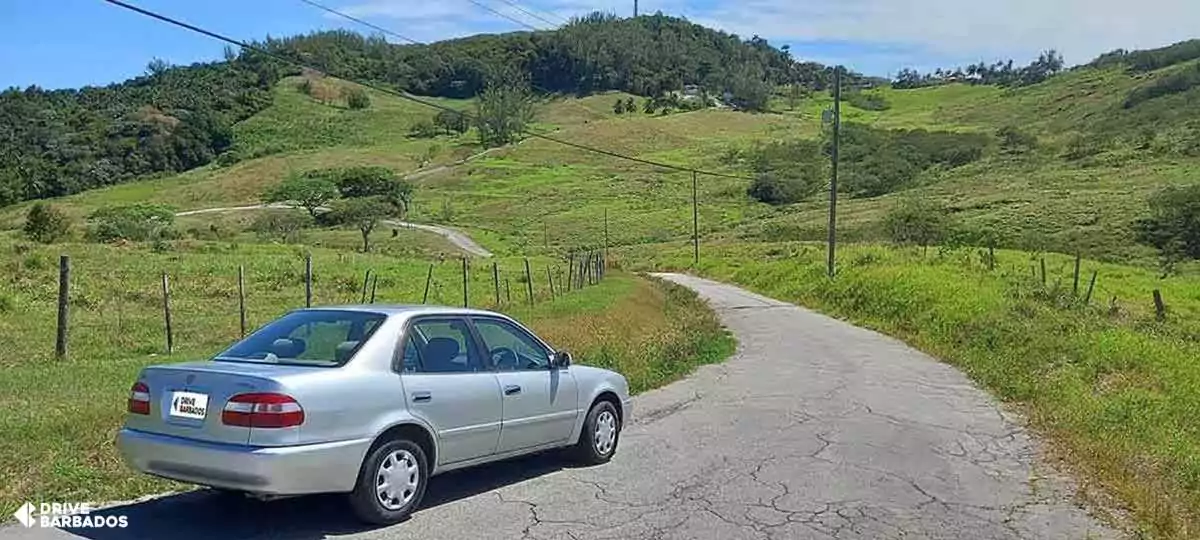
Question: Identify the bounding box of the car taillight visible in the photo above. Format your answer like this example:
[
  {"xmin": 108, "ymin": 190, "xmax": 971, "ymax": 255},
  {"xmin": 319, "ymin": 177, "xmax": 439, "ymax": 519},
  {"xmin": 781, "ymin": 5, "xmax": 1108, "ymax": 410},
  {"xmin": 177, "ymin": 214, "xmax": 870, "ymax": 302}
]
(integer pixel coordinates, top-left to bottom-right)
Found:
[
  {"xmin": 222, "ymin": 393, "xmax": 305, "ymax": 428},
  {"xmin": 128, "ymin": 382, "xmax": 151, "ymax": 415}
]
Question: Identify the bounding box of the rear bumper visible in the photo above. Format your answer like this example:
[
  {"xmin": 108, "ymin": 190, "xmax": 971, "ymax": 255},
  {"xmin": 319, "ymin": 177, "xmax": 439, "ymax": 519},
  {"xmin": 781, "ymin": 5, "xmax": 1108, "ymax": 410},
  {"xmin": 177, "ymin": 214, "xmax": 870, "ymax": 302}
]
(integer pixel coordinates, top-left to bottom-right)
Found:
[{"xmin": 117, "ymin": 428, "xmax": 370, "ymax": 495}]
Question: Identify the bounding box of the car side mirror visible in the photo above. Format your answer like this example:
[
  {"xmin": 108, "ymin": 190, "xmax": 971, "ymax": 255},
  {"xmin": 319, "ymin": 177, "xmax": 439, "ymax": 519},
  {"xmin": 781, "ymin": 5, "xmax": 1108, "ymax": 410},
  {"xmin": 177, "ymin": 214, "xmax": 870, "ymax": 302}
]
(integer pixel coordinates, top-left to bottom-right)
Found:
[{"xmin": 551, "ymin": 351, "xmax": 571, "ymax": 369}]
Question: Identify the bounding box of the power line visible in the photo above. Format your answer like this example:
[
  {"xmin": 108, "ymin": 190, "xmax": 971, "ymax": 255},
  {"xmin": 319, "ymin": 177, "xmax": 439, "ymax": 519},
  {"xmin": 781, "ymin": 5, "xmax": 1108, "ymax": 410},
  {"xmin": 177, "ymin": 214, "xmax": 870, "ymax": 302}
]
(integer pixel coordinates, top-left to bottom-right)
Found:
[
  {"xmin": 492, "ymin": 0, "xmax": 566, "ymax": 27},
  {"xmin": 102, "ymin": 0, "xmax": 754, "ymax": 181},
  {"xmin": 461, "ymin": 0, "xmax": 544, "ymax": 32},
  {"xmin": 295, "ymin": 0, "xmax": 421, "ymax": 44}
]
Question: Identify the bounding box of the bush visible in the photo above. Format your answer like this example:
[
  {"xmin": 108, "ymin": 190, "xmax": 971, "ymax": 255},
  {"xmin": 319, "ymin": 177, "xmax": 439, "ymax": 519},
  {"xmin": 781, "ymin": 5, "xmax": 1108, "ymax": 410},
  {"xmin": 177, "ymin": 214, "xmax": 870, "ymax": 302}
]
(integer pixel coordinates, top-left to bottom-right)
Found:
[
  {"xmin": 884, "ymin": 197, "xmax": 954, "ymax": 246},
  {"xmin": 23, "ymin": 203, "xmax": 70, "ymax": 243},
  {"xmin": 86, "ymin": 204, "xmax": 176, "ymax": 242},
  {"xmin": 433, "ymin": 109, "xmax": 469, "ymax": 135},
  {"xmin": 1124, "ymin": 63, "xmax": 1200, "ymax": 108},
  {"xmin": 251, "ymin": 211, "xmax": 312, "ymax": 243},
  {"xmin": 997, "ymin": 126, "xmax": 1039, "ymax": 154},
  {"xmin": 845, "ymin": 91, "xmax": 891, "ymax": 111},
  {"xmin": 409, "ymin": 120, "xmax": 438, "ymax": 138},
  {"xmin": 747, "ymin": 174, "xmax": 820, "ymax": 206},
  {"xmin": 344, "ymin": 88, "xmax": 370, "ymax": 109},
  {"xmin": 1135, "ymin": 184, "xmax": 1200, "ymax": 270}
]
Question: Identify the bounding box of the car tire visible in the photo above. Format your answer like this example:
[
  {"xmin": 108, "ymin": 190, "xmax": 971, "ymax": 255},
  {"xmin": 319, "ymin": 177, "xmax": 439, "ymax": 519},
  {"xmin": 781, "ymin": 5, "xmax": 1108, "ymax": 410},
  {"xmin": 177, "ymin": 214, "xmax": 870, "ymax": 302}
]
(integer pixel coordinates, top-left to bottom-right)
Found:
[
  {"xmin": 573, "ymin": 400, "xmax": 621, "ymax": 465},
  {"xmin": 348, "ymin": 438, "xmax": 429, "ymax": 525}
]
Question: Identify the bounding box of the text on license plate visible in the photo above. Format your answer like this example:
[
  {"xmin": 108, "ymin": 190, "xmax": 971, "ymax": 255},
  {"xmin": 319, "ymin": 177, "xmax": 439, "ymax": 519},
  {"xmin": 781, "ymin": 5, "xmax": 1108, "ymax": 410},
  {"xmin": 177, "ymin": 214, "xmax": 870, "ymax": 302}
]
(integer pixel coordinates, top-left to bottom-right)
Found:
[{"xmin": 170, "ymin": 391, "xmax": 209, "ymax": 419}]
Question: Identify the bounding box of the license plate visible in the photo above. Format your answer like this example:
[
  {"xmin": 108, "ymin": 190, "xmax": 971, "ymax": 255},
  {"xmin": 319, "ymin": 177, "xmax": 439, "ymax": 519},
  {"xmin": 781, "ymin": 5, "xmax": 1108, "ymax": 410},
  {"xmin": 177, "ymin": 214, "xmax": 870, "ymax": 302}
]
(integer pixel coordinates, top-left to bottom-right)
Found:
[{"xmin": 169, "ymin": 391, "xmax": 209, "ymax": 420}]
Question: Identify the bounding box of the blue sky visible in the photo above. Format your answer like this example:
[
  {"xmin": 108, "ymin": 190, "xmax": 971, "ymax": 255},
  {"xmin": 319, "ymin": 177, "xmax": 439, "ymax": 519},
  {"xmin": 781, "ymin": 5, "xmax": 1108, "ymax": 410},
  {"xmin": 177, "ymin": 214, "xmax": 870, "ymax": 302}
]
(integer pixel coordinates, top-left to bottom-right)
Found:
[{"xmin": 3, "ymin": 0, "xmax": 1200, "ymax": 90}]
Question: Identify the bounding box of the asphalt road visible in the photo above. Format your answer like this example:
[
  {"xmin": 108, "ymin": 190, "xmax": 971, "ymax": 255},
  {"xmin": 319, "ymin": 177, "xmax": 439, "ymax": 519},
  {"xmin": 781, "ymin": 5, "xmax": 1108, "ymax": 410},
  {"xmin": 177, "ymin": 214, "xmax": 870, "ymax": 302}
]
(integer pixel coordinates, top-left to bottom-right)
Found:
[{"xmin": 2, "ymin": 274, "xmax": 1118, "ymax": 540}]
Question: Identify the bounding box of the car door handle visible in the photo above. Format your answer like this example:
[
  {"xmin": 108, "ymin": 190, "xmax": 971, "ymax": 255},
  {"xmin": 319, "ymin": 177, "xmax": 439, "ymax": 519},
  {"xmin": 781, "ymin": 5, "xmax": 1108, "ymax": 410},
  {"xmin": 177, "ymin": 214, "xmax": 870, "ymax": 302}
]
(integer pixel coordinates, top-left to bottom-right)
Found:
[
  {"xmin": 412, "ymin": 392, "xmax": 432, "ymax": 403},
  {"xmin": 504, "ymin": 385, "xmax": 522, "ymax": 396}
]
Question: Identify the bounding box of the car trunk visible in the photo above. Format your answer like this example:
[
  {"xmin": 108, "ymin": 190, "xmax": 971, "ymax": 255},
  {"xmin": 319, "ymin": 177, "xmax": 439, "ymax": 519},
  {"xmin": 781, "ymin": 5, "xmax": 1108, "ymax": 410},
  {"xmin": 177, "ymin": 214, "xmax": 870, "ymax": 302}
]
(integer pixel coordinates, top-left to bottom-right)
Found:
[{"xmin": 124, "ymin": 360, "xmax": 321, "ymax": 446}]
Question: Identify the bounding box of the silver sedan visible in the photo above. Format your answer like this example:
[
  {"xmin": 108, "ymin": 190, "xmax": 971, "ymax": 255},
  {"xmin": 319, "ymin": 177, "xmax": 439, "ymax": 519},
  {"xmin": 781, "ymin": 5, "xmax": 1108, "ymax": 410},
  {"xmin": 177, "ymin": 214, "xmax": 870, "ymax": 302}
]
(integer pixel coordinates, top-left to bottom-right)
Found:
[{"xmin": 117, "ymin": 306, "xmax": 632, "ymax": 524}]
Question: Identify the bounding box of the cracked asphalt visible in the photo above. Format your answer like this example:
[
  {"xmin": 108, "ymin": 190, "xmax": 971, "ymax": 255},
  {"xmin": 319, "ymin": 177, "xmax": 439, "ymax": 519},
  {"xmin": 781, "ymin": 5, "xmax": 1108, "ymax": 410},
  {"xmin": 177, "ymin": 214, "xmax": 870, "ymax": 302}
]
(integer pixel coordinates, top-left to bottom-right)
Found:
[{"xmin": 2, "ymin": 274, "xmax": 1119, "ymax": 540}]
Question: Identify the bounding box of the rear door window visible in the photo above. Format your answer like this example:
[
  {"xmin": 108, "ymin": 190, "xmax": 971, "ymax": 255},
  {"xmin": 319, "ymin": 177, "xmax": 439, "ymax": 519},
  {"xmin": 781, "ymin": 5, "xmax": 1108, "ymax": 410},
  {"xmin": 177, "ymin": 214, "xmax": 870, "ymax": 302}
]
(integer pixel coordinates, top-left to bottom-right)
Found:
[{"xmin": 400, "ymin": 318, "xmax": 484, "ymax": 373}]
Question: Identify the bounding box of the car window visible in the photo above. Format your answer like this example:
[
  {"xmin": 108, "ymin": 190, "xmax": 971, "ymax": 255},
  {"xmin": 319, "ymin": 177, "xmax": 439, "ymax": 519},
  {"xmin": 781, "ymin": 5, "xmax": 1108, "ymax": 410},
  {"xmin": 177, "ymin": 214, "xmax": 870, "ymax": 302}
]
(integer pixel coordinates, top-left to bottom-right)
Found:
[
  {"xmin": 474, "ymin": 318, "xmax": 551, "ymax": 371},
  {"xmin": 217, "ymin": 310, "xmax": 385, "ymax": 367},
  {"xmin": 401, "ymin": 319, "xmax": 483, "ymax": 373}
]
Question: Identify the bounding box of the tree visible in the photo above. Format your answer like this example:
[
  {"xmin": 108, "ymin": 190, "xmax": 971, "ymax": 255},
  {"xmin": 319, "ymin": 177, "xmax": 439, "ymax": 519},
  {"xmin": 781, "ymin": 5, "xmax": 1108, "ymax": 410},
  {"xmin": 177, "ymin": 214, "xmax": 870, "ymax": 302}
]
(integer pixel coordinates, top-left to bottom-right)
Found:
[
  {"xmin": 434, "ymin": 109, "xmax": 470, "ymax": 135},
  {"xmin": 613, "ymin": 98, "xmax": 627, "ymax": 114},
  {"xmin": 625, "ymin": 97, "xmax": 637, "ymax": 113},
  {"xmin": 409, "ymin": 120, "xmax": 438, "ymax": 138},
  {"xmin": 475, "ymin": 72, "xmax": 534, "ymax": 147},
  {"xmin": 23, "ymin": 203, "xmax": 70, "ymax": 243},
  {"xmin": 344, "ymin": 88, "xmax": 370, "ymax": 109},
  {"xmin": 333, "ymin": 166, "xmax": 414, "ymax": 216},
  {"xmin": 263, "ymin": 174, "xmax": 339, "ymax": 218},
  {"xmin": 1135, "ymin": 184, "xmax": 1200, "ymax": 274},
  {"xmin": 331, "ymin": 196, "xmax": 395, "ymax": 252},
  {"xmin": 86, "ymin": 204, "xmax": 176, "ymax": 242},
  {"xmin": 884, "ymin": 197, "xmax": 953, "ymax": 247}
]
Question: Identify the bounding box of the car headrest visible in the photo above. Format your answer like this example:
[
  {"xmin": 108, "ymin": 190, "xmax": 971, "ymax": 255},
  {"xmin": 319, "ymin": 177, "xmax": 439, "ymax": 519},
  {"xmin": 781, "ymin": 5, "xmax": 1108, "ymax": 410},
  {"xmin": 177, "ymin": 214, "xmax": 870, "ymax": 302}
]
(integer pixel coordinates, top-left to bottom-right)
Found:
[
  {"xmin": 271, "ymin": 338, "xmax": 305, "ymax": 358},
  {"xmin": 335, "ymin": 341, "xmax": 360, "ymax": 363},
  {"xmin": 423, "ymin": 337, "xmax": 460, "ymax": 371}
]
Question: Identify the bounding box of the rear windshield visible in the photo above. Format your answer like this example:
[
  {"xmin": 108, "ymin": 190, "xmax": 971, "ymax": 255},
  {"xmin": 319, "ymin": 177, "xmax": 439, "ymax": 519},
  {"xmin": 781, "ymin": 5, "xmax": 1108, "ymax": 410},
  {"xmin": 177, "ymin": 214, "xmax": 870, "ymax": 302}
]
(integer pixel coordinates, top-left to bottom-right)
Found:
[{"xmin": 216, "ymin": 310, "xmax": 387, "ymax": 367}]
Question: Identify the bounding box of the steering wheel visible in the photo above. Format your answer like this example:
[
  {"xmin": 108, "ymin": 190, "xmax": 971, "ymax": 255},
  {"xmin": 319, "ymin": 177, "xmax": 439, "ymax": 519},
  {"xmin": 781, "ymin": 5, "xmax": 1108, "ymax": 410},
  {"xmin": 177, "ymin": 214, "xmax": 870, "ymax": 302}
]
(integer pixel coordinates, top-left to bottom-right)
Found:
[{"xmin": 490, "ymin": 347, "xmax": 519, "ymax": 369}]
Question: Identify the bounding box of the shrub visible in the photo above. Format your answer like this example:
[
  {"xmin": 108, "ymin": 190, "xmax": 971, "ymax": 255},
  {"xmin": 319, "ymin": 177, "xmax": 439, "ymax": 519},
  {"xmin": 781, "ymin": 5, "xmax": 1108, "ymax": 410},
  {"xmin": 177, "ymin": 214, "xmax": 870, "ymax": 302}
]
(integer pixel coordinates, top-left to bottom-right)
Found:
[
  {"xmin": 997, "ymin": 126, "xmax": 1039, "ymax": 154},
  {"xmin": 409, "ymin": 120, "xmax": 438, "ymax": 138},
  {"xmin": 23, "ymin": 203, "xmax": 70, "ymax": 243},
  {"xmin": 884, "ymin": 197, "xmax": 954, "ymax": 247},
  {"xmin": 747, "ymin": 174, "xmax": 821, "ymax": 206},
  {"xmin": 1135, "ymin": 184, "xmax": 1200, "ymax": 271},
  {"xmin": 344, "ymin": 88, "xmax": 370, "ymax": 110},
  {"xmin": 434, "ymin": 109, "xmax": 469, "ymax": 135},
  {"xmin": 86, "ymin": 204, "xmax": 176, "ymax": 242},
  {"xmin": 845, "ymin": 91, "xmax": 891, "ymax": 111},
  {"xmin": 1123, "ymin": 63, "xmax": 1200, "ymax": 108}
]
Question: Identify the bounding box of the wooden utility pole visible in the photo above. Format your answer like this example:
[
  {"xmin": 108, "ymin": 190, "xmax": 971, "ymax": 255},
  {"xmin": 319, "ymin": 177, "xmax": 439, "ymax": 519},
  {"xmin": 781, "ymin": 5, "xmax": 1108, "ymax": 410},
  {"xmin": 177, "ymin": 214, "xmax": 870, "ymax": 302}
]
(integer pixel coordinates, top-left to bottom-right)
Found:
[
  {"xmin": 634, "ymin": 0, "xmax": 638, "ymax": 17},
  {"xmin": 55, "ymin": 255, "xmax": 70, "ymax": 360},
  {"xmin": 826, "ymin": 66, "xmax": 842, "ymax": 279},
  {"xmin": 692, "ymin": 171, "xmax": 699, "ymax": 266}
]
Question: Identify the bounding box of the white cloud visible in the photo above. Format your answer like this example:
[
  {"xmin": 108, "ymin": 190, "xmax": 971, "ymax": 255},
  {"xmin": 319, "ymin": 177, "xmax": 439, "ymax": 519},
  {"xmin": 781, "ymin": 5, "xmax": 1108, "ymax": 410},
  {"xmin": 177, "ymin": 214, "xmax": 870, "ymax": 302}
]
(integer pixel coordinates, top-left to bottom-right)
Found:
[{"xmin": 335, "ymin": 0, "xmax": 1200, "ymax": 72}]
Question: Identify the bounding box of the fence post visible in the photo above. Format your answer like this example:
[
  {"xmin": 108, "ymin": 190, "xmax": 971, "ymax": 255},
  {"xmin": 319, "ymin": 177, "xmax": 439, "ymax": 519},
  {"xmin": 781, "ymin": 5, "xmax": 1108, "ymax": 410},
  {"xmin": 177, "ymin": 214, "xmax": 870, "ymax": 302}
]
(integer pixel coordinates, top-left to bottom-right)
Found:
[
  {"xmin": 492, "ymin": 262, "xmax": 500, "ymax": 306},
  {"xmin": 988, "ymin": 243, "xmax": 995, "ymax": 271},
  {"xmin": 1072, "ymin": 252, "xmax": 1082, "ymax": 297},
  {"xmin": 305, "ymin": 252, "xmax": 313, "ymax": 307},
  {"xmin": 461, "ymin": 257, "xmax": 469, "ymax": 308},
  {"xmin": 1153, "ymin": 289, "xmax": 1166, "ymax": 321},
  {"xmin": 524, "ymin": 258, "xmax": 534, "ymax": 306},
  {"xmin": 422, "ymin": 263, "xmax": 433, "ymax": 304},
  {"xmin": 55, "ymin": 255, "xmax": 70, "ymax": 360},
  {"xmin": 505, "ymin": 278, "xmax": 512, "ymax": 304},
  {"xmin": 546, "ymin": 266, "xmax": 555, "ymax": 300},
  {"xmin": 1039, "ymin": 257, "xmax": 1046, "ymax": 287},
  {"xmin": 1084, "ymin": 270, "xmax": 1097, "ymax": 305},
  {"xmin": 360, "ymin": 269, "xmax": 372, "ymax": 303},
  {"xmin": 370, "ymin": 274, "xmax": 378, "ymax": 304},
  {"xmin": 567, "ymin": 252, "xmax": 575, "ymax": 292},
  {"xmin": 238, "ymin": 265, "xmax": 247, "ymax": 338},
  {"xmin": 161, "ymin": 271, "xmax": 174, "ymax": 355}
]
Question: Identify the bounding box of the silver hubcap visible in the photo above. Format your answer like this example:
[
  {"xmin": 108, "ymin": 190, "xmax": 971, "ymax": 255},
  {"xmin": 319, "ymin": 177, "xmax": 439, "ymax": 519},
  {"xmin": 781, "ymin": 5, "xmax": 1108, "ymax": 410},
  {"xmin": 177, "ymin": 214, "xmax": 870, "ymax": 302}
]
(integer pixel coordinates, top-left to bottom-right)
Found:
[
  {"xmin": 376, "ymin": 449, "xmax": 420, "ymax": 510},
  {"xmin": 594, "ymin": 410, "xmax": 617, "ymax": 455}
]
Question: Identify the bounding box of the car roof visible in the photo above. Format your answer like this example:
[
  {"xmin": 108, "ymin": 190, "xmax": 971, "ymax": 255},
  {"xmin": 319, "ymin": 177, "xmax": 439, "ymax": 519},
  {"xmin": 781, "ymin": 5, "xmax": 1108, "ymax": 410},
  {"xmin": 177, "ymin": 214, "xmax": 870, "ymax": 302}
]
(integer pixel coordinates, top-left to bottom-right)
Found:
[{"xmin": 301, "ymin": 304, "xmax": 510, "ymax": 319}]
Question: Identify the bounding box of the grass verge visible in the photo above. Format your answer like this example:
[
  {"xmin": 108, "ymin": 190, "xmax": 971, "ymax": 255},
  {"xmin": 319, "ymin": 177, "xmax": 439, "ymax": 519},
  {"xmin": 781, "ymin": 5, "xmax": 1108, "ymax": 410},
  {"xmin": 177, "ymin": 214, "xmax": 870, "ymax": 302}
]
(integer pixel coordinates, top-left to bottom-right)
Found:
[{"xmin": 621, "ymin": 240, "xmax": 1200, "ymax": 539}]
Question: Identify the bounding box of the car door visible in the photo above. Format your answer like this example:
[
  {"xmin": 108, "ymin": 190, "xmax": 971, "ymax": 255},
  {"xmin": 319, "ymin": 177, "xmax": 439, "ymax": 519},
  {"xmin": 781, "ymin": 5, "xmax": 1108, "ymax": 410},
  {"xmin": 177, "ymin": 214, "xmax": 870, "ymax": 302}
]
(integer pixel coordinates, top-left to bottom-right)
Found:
[
  {"xmin": 397, "ymin": 317, "xmax": 503, "ymax": 466},
  {"xmin": 471, "ymin": 317, "xmax": 578, "ymax": 453}
]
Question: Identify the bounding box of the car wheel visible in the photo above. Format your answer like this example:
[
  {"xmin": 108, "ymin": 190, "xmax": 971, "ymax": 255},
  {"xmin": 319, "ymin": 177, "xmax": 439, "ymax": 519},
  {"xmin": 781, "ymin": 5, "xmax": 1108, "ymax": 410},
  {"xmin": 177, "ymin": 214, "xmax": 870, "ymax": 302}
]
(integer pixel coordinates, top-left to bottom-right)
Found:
[
  {"xmin": 348, "ymin": 438, "xmax": 429, "ymax": 525},
  {"xmin": 573, "ymin": 400, "xmax": 621, "ymax": 465}
]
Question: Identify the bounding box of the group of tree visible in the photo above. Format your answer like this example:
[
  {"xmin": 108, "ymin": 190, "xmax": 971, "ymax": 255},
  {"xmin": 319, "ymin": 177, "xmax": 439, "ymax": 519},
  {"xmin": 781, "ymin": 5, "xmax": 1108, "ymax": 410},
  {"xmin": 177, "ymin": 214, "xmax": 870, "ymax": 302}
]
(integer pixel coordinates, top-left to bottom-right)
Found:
[
  {"xmin": 262, "ymin": 165, "xmax": 413, "ymax": 251},
  {"xmin": 612, "ymin": 96, "xmax": 639, "ymax": 114},
  {"xmin": 893, "ymin": 50, "xmax": 1066, "ymax": 89},
  {"xmin": 2, "ymin": 13, "xmax": 873, "ymax": 209},
  {"xmin": 1090, "ymin": 39, "xmax": 1200, "ymax": 73},
  {"xmin": 1135, "ymin": 184, "xmax": 1200, "ymax": 275}
]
